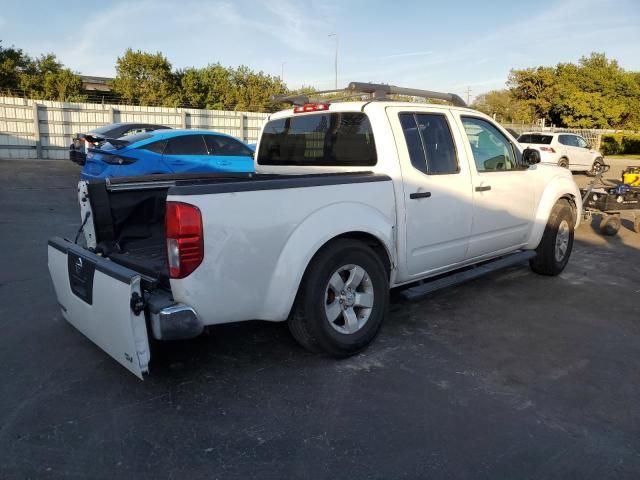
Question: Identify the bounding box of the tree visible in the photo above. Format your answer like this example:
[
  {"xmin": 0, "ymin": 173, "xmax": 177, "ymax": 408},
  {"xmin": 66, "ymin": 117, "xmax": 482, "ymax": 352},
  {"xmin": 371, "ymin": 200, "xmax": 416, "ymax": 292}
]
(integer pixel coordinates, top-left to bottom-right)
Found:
[
  {"xmin": 110, "ymin": 49, "xmax": 180, "ymax": 106},
  {"xmin": 0, "ymin": 41, "xmax": 30, "ymax": 91},
  {"xmin": 179, "ymin": 64, "xmax": 236, "ymax": 109},
  {"xmin": 14, "ymin": 52, "xmax": 85, "ymax": 101},
  {"xmin": 230, "ymin": 65, "xmax": 286, "ymax": 111},
  {"xmin": 552, "ymin": 53, "xmax": 639, "ymax": 128},
  {"xmin": 472, "ymin": 89, "xmax": 533, "ymax": 124},
  {"xmin": 507, "ymin": 53, "xmax": 640, "ymax": 129},
  {"xmin": 507, "ymin": 66, "xmax": 557, "ymax": 122}
]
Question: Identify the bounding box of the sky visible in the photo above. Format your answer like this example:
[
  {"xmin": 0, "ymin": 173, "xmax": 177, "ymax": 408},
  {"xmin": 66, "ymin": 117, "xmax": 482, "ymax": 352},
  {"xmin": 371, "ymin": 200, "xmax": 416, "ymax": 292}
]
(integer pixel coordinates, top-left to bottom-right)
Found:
[{"xmin": 1, "ymin": 0, "xmax": 639, "ymax": 101}]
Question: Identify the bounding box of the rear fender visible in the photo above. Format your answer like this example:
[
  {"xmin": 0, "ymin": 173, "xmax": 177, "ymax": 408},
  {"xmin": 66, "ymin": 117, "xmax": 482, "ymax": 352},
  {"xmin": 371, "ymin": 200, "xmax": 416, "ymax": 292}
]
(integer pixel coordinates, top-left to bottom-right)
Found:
[
  {"xmin": 261, "ymin": 202, "xmax": 395, "ymax": 320},
  {"xmin": 526, "ymin": 176, "xmax": 582, "ymax": 249}
]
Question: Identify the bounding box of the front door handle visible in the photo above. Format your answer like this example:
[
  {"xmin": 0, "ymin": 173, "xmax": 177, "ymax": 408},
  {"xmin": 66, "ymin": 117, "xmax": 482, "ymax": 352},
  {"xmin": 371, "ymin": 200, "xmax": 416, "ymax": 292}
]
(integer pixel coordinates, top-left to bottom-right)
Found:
[
  {"xmin": 475, "ymin": 185, "xmax": 491, "ymax": 192},
  {"xmin": 410, "ymin": 191, "xmax": 432, "ymax": 199}
]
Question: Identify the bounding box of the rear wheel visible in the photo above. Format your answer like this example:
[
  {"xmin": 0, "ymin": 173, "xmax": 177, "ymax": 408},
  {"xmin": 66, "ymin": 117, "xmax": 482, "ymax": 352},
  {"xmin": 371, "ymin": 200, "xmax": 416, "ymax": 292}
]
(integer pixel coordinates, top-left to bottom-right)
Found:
[
  {"xmin": 558, "ymin": 158, "xmax": 569, "ymax": 169},
  {"xmin": 288, "ymin": 239, "xmax": 389, "ymax": 357},
  {"xmin": 530, "ymin": 200, "xmax": 575, "ymax": 275}
]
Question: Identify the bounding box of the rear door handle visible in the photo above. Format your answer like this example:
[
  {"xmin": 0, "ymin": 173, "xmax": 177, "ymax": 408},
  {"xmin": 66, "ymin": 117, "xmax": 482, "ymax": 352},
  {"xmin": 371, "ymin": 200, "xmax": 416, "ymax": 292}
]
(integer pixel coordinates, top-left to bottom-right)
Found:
[
  {"xmin": 475, "ymin": 185, "xmax": 491, "ymax": 192},
  {"xmin": 410, "ymin": 191, "xmax": 432, "ymax": 199}
]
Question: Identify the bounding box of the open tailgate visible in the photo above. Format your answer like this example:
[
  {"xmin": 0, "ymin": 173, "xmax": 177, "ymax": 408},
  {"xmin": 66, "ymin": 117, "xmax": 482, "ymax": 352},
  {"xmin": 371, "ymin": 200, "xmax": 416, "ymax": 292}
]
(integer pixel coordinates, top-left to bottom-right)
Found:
[{"xmin": 47, "ymin": 237, "xmax": 151, "ymax": 379}]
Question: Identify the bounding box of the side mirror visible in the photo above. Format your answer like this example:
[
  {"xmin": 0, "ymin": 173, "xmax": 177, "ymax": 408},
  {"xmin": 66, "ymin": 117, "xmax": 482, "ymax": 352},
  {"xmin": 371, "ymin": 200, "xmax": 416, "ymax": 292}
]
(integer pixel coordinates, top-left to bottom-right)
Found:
[{"xmin": 522, "ymin": 148, "xmax": 540, "ymax": 166}]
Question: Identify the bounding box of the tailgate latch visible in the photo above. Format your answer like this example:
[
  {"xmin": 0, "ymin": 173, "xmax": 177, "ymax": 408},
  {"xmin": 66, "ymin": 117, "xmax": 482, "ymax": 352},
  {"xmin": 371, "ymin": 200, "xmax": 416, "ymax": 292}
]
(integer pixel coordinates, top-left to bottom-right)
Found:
[{"xmin": 130, "ymin": 292, "xmax": 145, "ymax": 316}]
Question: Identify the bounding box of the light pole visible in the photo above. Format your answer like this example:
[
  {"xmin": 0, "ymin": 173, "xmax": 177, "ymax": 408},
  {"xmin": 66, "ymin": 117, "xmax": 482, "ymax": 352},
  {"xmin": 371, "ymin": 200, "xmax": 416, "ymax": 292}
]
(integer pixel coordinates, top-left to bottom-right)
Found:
[{"xmin": 328, "ymin": 33, "xmax": 338, "ymax": 89}]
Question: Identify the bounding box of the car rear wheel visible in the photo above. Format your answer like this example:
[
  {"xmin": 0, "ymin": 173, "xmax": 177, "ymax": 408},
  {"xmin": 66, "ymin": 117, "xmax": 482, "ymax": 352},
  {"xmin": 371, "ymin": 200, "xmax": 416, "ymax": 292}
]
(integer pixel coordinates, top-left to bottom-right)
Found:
[
  {"xmin": 558, "ymin": 158, "xmax": 569, "ymax": 169},
  {"xmin": 530, "ymin": 199, "xmax": 575, "ymax": 276},
  {"xmin": 288, "ymin": 239, "xmax": 389, "ymax": 357}
]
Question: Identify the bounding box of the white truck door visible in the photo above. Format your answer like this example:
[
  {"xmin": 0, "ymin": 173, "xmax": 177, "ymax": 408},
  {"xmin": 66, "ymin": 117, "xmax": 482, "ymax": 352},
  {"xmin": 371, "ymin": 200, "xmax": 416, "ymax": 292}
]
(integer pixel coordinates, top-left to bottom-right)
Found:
[
  {"xmin": 457, "ymin": 115, "xmax": 535, "ymax": 259},
  {"xmin": 387, "ymin": 107, "xmax": 473, "ymax": 278}
]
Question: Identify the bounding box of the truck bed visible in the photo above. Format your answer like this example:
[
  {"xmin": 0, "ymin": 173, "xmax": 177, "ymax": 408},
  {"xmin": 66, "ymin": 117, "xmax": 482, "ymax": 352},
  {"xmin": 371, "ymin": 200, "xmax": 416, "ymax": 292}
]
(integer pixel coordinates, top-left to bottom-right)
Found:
[{"xmin": 85, "ymin": 171, "xmax": 389, "ymax": 283}]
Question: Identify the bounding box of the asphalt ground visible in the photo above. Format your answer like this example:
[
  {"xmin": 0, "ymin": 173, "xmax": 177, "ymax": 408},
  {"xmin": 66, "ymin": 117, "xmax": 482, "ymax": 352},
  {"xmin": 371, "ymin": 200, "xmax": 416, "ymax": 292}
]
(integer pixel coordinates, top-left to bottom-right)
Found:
[{"xmin": 0, "ymin": 158, "xmax": 639, "ymax": 479}]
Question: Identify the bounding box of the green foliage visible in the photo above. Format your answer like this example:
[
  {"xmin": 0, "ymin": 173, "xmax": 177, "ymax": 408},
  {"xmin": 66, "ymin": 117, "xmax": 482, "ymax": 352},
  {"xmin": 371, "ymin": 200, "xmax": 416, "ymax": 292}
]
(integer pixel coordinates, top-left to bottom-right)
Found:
[
  {"xmin": 472, "ymin": 89, "xmax": 533, "ymax": 123},
  {"xmin": 111, "ymin": 50, "xmax": 286, "ymax": 111},
  {"xmin": 0, "ymin": 41, "xmax": 85, "ymax": 101},
  {"xmin": 110, "ymin": 49, "xmax": 180, "ymax": 106},
  {"xmin": 601, "ymin": 133, "xmax": 640, "ymax": 155},
  {"xmin": 0, "ymin": 41, "xmax": 30, "ymax": 90},
  {"xmin": 508, "ymin": 53, "xmax": 640, "ymax": 129}
]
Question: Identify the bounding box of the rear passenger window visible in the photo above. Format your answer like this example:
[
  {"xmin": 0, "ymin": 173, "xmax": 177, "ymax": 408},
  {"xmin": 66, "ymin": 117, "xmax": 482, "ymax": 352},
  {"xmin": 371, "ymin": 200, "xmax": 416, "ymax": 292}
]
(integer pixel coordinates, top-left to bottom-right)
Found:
[
  {"xmin": 399, "ymin": 113, "xmax": 458, "ymax": 174},
  {"xmin": 164, "ymin": 135, "xmax": 207, "ymax": 155},
  {"xmin": 257, "ymin": 112, "xmax": 376, "ymax": 166},
  {"xmin": 558, "ymin": 135, "xmax": 573, "ymax": 146},
  {"xmin": 138, "ymin": 140, "xmax": 167, "ymax": 154}
]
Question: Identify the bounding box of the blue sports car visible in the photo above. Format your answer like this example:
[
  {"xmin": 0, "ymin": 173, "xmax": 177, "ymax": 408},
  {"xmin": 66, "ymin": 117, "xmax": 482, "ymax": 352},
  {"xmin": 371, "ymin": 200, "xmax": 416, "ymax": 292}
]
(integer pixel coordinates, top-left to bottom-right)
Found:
[{"xmin": 81, "ymin": 129, "xmax": 255, "ymax": 180}]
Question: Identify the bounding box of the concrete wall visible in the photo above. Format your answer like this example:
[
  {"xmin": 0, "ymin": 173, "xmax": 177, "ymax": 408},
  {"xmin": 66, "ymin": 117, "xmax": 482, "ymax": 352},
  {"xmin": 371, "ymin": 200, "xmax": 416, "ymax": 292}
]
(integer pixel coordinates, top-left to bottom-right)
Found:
[{"xmin": 0, "ymin": 96, "xmax": 269, "ymax": 160}]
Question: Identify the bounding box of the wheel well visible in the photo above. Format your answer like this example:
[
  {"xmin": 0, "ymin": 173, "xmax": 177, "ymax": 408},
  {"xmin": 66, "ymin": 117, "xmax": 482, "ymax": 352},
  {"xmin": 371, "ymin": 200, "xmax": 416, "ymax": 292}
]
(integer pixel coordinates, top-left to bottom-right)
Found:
[
  {"xmin": 287, "ymin": 232, "xmax": 393, "ymax": 320},
  {"xmin": 309, "ymin": 232, "xmax": 392, "ymax": 278},
  {"xmin": 560, "ymin": 195, "xmax": 578, "ymax": 223},
  {"xmin": 334, "ymin": 232, "xmax": 392, "ymax": 274}
]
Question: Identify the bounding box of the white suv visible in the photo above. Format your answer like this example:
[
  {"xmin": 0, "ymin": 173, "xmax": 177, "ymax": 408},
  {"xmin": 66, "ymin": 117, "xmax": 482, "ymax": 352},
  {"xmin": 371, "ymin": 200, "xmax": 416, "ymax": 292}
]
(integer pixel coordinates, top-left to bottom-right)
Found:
[{"xmin": 518, "ymin": 132, "xmax": 605, "ymax": 175}]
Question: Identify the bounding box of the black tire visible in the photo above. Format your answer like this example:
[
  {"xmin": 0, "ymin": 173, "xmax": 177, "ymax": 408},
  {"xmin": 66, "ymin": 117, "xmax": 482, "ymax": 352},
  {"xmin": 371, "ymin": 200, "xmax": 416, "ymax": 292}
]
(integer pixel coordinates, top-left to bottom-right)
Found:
[
  {"xmin": 558, "ymin": 158, "xmax": 569, "ymax": 169},
  {"xmin": 600, "ymin": 214, "xmax": 621, "ymax": 236},
  {"xmin": 288, "ymin": 239, "xmax": 389, "ymax": 357},
  {"xmin": 530, "ymin": 200, "xmax": 575, "ymax": 276},
  {"xmin": 586, "ymin": 158, "xmax": 605, "ymax": 177}
]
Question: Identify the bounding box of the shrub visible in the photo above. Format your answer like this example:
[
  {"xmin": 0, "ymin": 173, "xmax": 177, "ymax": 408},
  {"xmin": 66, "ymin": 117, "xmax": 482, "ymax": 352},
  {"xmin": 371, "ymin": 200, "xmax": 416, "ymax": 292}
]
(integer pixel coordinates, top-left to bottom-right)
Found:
[{"xmin": 601, "ymin": 133, "xmax": 640, "ymax": 155}]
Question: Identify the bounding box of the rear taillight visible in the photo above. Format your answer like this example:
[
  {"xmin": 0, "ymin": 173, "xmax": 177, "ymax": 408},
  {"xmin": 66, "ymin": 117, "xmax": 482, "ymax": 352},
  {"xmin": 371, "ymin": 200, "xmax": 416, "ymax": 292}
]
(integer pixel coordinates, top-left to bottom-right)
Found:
[
  {"xmin": 540, "ymin": 146, "xmax": 556, "ymax": 153},
  {"xmin": 165, "ymin": 202, "xmax": 204, "ymax": 279}
]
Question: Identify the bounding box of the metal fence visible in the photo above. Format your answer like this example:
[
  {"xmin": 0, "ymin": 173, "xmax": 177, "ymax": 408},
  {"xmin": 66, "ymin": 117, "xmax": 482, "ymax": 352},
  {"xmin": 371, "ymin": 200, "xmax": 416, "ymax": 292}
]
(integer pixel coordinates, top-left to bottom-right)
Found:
[{"xmin": 0, "ymin": 96, "xmax": 269, "ymax": 160}]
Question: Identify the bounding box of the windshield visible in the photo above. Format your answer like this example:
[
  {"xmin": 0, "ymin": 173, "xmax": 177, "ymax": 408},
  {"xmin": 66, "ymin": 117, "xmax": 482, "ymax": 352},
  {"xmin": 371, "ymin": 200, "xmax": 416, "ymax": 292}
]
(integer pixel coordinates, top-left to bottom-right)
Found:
[{"xmin": 518, "ymin": 134, "xmax": 553, "ymax": 144}]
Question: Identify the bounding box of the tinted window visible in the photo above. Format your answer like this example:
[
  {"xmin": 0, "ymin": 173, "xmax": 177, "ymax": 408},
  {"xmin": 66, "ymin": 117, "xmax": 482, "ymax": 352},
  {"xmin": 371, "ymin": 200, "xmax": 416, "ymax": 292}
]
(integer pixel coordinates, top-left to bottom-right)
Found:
[
  {"xmin": 205, "ymin": 135, "xmax": 253, "ymax": 156},
  {"xmin": 122, "ymin": 127, "xmax": 148, "ymax": 137},
  {"xmin": 558, "ymin": 134, "xmax": 576, "ymax": 147},
  {"xmin": 164, "ymin": 135, "xmax": 207, "ymax": 155},
  {"xmin": 118, "ymin": 132, "xmax": 153, "ymax": 144},
  {"xmin": 89, "ymin": 124, "xmax": 119, "ymax": 135},
  {"xmin": 400, "ymin": 113, "xmax": 458, "ymax": 174},
  {"xmin": 258, "ymin": 112, "xmax": 376, "ymax": 166},
  {"xmin": 138, "ymin": 140, "xmax": 167, "ymax": 154},
  {"xmin": 461, "ymin": 117, "xmax": 516, "ymax": 172},
  {"xmin": 517, "ymin": 134, "xmax": 553, "ymax": 144},
  {"xmin": 399, "ymin": 114, "xmax": 427, "ymax": 173}
]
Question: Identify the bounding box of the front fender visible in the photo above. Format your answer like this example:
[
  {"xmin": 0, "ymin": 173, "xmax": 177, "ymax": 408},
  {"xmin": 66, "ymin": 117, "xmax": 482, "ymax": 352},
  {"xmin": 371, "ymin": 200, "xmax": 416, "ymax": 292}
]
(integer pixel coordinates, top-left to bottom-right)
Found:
[
  {"xmin": 526, "ymin": 175, "xmax": 582, "ymax": 250},
  {"xmin": 261, "ymin": 201, "xmax": 395, "ymax": 320}
]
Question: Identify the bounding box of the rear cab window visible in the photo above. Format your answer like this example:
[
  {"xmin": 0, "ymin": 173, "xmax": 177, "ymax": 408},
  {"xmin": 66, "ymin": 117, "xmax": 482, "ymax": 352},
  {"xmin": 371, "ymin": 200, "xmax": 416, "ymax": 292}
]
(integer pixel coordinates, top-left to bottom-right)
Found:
[
  {"xmin": 517, "ymin": 134, "xmax": 553, "ymax": 145},
  {"xmin": 257, "ymin": 112, "xmax": 376, "ymax": 166}
]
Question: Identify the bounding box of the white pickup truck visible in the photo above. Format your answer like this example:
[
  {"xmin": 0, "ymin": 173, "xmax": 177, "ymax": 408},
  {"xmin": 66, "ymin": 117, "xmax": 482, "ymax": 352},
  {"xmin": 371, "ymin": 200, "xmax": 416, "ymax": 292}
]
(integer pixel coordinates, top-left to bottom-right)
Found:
[{"xmin": 48, "ymin": 83, "xmax": 582, "ymax": 378}]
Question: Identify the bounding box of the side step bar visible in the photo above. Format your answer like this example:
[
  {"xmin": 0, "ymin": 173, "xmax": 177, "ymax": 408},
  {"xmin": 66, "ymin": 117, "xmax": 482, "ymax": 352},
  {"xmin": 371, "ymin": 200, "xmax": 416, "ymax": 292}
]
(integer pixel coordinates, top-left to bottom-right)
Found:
[{"xmin": 400, "ymin": 251, "xmax": 536, "ymax": 301}]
